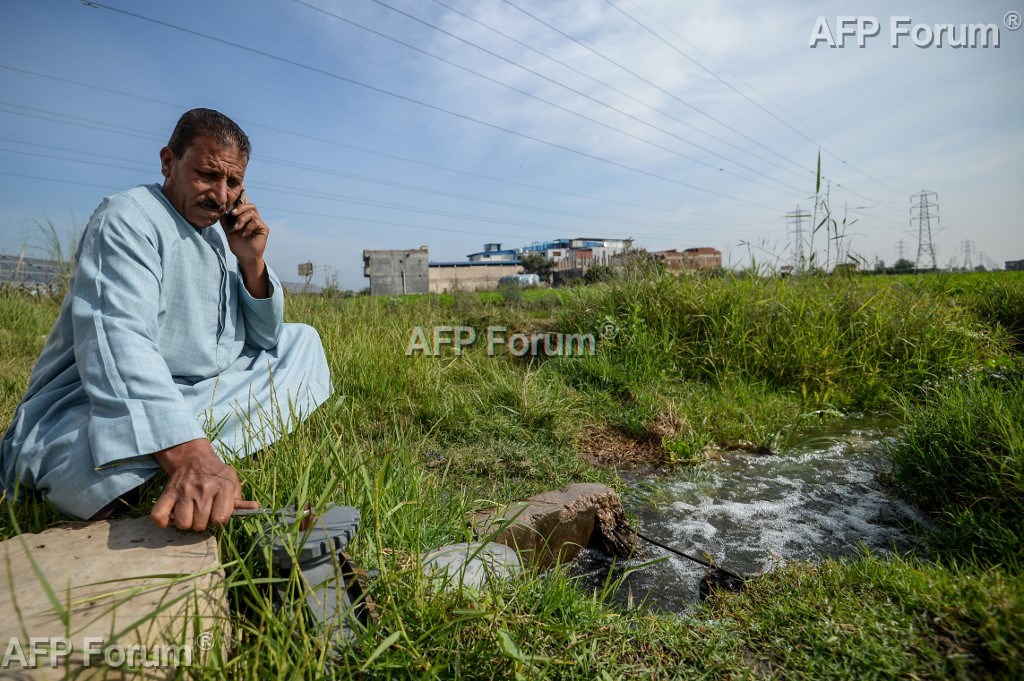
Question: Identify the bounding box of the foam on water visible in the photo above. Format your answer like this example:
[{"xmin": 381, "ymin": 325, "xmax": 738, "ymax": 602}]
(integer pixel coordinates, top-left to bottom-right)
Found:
[{"xmin": 571, "ymin": 420, "xmax": 931, "ymax": 612}]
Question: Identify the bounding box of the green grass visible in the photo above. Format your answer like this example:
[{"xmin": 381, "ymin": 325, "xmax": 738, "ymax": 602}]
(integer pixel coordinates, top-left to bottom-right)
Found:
[
  {"xmin": 2, "ymin": 271, "xmax": 1023, "ymax": 678},
  {"xmin": 556, "ymin": 272, "xmax": 1006, "ymax": 409},
  {"xmin": 708, "ymin": 554, "xmax": 1024, "ymax": 679},
  {"xmin": 888, "ymin": 363, "xmax": 1024, "ymax": 567}
]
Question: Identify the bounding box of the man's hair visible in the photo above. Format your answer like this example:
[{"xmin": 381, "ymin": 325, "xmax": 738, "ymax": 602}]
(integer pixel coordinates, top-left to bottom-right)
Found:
[{"xmin": 166, "ymin": 108, "xmax": 251, "ymax": 159}]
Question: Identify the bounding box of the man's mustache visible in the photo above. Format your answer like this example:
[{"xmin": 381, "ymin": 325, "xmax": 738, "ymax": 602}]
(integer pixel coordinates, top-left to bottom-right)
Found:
[{"xmin": 197, "ymin": 199, "xmax": 224, "ymax": 213}]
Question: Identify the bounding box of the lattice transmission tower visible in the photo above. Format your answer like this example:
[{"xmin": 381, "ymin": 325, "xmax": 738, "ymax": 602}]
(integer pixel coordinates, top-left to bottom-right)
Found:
[
  {"xmin": 895, "ymin": 239, "xmax": 908, "ymax": 261},
  {"xmin": 911, "ymin": 190, "xmax": 939, "ymax": 270},
  {"xmin": 786, "ymin": 205, "xmax": 811, "ymax": 272},
  {"xmin": 961, "ymin": 240, "xmax": 975, "ymax": 270}
]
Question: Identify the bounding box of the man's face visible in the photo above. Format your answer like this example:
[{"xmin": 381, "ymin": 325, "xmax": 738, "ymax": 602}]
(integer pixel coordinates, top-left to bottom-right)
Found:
[{"xmin": 159, "ymin": 135, "xmax": 247, "ymax": 229}]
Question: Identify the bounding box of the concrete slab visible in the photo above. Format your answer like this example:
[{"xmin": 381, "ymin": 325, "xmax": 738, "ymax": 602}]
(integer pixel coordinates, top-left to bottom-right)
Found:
[{"xmin": 0, "ymin": 517, "xmax": 227, "ymax": 679}]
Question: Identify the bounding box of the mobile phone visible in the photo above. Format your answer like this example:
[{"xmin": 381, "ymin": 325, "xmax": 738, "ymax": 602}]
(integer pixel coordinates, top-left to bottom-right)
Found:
[{"xmin": 224, "ymin": 190, "xmax": 246, "ymax": 231}]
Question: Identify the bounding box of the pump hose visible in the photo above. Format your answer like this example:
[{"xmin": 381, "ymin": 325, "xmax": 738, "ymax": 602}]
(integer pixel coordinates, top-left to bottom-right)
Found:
[{"xmin": 635, "ymin": 530, "xmax": 746, "ymax": 583}]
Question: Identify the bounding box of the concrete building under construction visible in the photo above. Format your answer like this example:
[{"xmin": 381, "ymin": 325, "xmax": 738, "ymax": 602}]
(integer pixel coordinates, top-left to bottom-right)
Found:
[{"xmin": 362, "ymin": 247, "xmax": 429, "ymax": 296}]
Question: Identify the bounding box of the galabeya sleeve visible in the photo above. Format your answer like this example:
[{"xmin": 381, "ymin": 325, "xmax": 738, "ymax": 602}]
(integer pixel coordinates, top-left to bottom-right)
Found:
[
  {"xmin": 237, "ymin": 264, "xmax": 284, "ymax": 350},
  {"xmin": 72, "ymin": 195, "xmax": 206, "ymax": 468}
]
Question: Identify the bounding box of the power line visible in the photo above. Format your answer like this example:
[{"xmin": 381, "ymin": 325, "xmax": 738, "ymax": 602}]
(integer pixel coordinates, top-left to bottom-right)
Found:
[
  {"xmin": 831, "ymin": 185, "xmax": 906, "ymax": 212},
  {"xmin": 0, "ymin": 63, "xmax": 721, "ymax": 219},
  {"xmin": 0, "ymin": 167, "xmax": 752, "ymax": 250},
  {"xmin": 258, "ymin": 154, "xmax": 687, "ymax": 229},
  {"xmin": 499, "ymin": 0, "xmax": 809, "ymax": 176},
  {"xmin": 0, "ymin": 123, "xmax": 887, "ymax": 248},
  {"xmin": 1, "ymin": 60, "xmax": 896, "ymax": 228},
  {"xmin": 308, "ymin": 0, "xmax": 808, "ymax": 195},
  {"xmin": 0, "ymin": 147, "xmax": 598, "ymax": 237},
  {"xmin": 80, "ymin": 1, "xmax": 781, "ymax": 210},
  {"xmin": 601, "ymin": 0, "xmax": 910, "ymax": 197},
  {"xmin": 616, "ymin": 0, "xmax": 875, "ymax": 174},
  {"xmin": 846, "ymin": 208, "xmax": 909, "ymax": 228},
  {"xmin": 424, "ymin": 0, "xmax": 811, "ymax": 185},
  {"xmin": 0, "ymin": 120, "xmax": 756, "ymax": 234},
  {"xmin": 0, "ymin": 127, "xmax": 708, "ymax": 231},
  {"xmin": 0, "ymin": 102, "xmax": 163, "ymax": 142},
  {"xmin": 293, "ymin": 0, "xmax": 798, "ymax": 195},
  {"xmin": 0, "ymin": 95, "xmax": 908, "ymax": 243},
  {"xmin": 0, "ymin": 166, "xmax": 583, "ymax": 243},
  {"xmin": 0, "ymin": 170, "xmax": 122, "ymax": 193},
  {"xmin": 0, "ymin": 146, "xmax": 744, "ymax": 242}
]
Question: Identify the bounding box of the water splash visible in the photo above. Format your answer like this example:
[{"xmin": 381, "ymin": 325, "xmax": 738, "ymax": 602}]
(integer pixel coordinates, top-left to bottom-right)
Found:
[{"xmin": 572, "ymin": 418, "xmax": 930, "ymax": 612}]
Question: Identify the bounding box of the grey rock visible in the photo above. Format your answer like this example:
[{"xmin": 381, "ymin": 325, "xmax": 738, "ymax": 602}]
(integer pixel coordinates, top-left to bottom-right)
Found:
[{"xmin": 420, "ymin": 542, "xmax": 521, "ymax": 590}]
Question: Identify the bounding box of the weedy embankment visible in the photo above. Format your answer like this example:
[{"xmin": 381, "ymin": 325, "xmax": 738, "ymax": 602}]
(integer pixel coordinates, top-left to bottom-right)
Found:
[{"xmin": 1, "ymin": 271, "xmax": 1022, "ymax": 678}]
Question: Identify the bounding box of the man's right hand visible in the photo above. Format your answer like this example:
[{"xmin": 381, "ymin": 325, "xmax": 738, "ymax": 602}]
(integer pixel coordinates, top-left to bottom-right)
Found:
[{"xmin": 150, "ymin": 438, "xmax": 259, "ymax": 531}]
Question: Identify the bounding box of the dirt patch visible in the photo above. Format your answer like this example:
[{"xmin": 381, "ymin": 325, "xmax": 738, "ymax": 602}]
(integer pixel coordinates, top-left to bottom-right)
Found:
[
  {"xmin": 578, "ymin": 411, "xmax": 687, "ymax": 469},
  {"xmin": 648, "ymin": 410, "xmax": 684, "ymax": 440},
  {"xmin": 578, "ymin": 425, "xmax": 670, "ymax": 468}
]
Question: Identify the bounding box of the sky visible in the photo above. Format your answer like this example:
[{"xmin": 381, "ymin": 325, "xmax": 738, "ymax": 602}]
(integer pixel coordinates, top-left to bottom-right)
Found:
[{"xmin": 1, "ymin": 0, "xmax": 1021, "ymax": 289}]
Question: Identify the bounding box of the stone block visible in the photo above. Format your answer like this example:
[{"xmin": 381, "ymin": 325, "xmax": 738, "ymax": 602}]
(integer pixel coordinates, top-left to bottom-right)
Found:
[
  {"xmin": 0, "ymin": 517, "xmax": 227, "ymax": 679},
  {"xmin": 420, "ymin": 542, "xmax": 521, "ymax": 591},
  {"xmin": 472, "ymin": 483, "xmax": 636, "ymax": 570}
]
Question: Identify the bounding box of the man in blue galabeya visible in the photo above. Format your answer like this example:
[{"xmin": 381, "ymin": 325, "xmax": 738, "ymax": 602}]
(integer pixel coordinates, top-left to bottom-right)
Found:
[{"xmin": 1, "ymin": 108, "xmax": 332, "ymax": 531}]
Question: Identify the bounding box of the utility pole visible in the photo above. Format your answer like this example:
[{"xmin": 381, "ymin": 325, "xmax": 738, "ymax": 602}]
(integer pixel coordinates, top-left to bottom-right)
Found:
[
  {"xmin": 786, "ymin": 205, "xmax": 811, "ymax": 273},
  {"xmin": 910, "ymin": 190, "xmax": 939, "ymax": 270}
]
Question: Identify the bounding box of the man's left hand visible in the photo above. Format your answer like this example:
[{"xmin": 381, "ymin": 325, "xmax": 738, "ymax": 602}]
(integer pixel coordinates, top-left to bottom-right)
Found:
[
  {"xmin": 222, "ymin": 194, "xmax": 269, "ymax": 264},
  {"xmin": 221, "ymin": 194, "xmax": 271, "ymax": 299},
  {"xmin": 151, "ymin": 438, "xmax": 260, "ymax": 532}
]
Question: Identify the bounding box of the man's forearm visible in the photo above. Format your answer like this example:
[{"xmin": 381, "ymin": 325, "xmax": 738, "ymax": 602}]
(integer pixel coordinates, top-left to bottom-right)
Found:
[{"xmin": 238, "ymin": 257, "xmax": 270, "ymax": 299}]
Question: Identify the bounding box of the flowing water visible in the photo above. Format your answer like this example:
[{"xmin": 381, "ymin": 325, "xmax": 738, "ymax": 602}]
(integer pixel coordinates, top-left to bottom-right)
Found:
[{"xmin": 572, "ymin": 417, "xmax": 931, "ymax": 612}]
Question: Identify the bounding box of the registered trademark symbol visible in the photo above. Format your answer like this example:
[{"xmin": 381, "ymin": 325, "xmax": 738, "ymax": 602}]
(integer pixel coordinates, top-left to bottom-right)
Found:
[
  {"xmin": 1005, "ymin": 11, "xmax": 1022, "ymax": 30},
  {"xmin": 598, "ymin": 319, "xmax": 619, "ymax": 340},
  {"xmin": 196, "ymin": 631, "xmax": 214, "ymax": 651}
]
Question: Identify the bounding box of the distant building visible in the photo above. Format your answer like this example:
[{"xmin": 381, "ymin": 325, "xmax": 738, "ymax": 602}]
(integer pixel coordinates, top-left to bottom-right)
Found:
[
  {"xmin": 653, "ymin": 247, "xmax": 722, "ymax": 271},
  {"xmin": 428, "ymin": 261, "xmax": 522, "ymax": 293},
  {"xmin": 520, "ymin": 238, "xmax": 631, "ymax": 272},
  {"xmin": 363, "ymin": 237, "xmax": 645, "ymax": 295},
  {"xmin": 467, "ymin": 243, "xmax": 519, "ymax": 263},
  {"xmin": 1005, "ymin": 259, "xmax": 1024, "ymax": 271},
  {"xmin": 0, "ymin": 253, "xmax": 65, "ymax": 294},
  {"xmin": 362, "ymin": 247, "xmax": 429, "ymax": 296}
]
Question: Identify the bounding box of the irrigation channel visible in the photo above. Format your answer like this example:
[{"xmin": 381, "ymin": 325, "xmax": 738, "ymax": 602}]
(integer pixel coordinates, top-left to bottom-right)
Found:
[{"xmin": 571, "ymin": 416, "xmax": 931, "ymax": 612}]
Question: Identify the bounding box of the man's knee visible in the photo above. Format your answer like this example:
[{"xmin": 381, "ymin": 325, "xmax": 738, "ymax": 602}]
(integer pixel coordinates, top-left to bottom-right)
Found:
[
  {"xmin": 280, "ymin": 323, "xmax": 330, "ymax": 385},
  {"xmin": 282, "ymin": 323, "xmax": 325, "ymax": 352}
]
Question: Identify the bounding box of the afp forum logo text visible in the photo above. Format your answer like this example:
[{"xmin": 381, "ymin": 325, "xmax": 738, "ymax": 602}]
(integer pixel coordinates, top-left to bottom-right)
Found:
[{"xmin": 809, "ymin": 14, "xmax": 1021, "ymax": 48}]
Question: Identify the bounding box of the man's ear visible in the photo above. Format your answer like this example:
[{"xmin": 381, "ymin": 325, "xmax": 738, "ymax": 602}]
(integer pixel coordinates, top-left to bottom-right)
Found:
[{"xmin": 158, "ymin": 146, "xmax": 175, "ymax": 179}]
